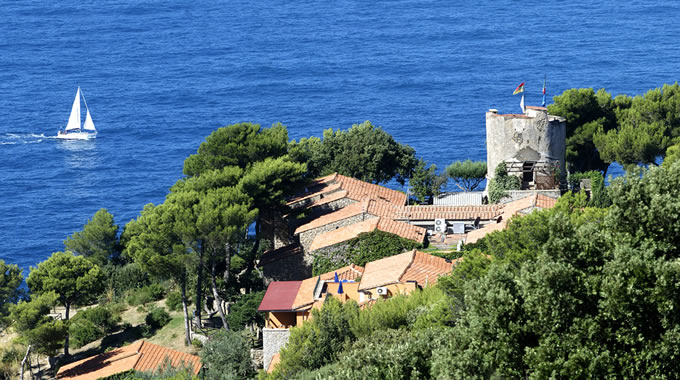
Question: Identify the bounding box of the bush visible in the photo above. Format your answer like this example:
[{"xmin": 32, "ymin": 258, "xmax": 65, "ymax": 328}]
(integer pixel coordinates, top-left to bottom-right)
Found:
[
  {"xmin": 312, "ymin": 230, "xmax": 421, "ymax": 275},
  {"xmin": 145, "ymin": 306, "xmax": 171, "ymax": 330},
  {"xmin": 227, "ymin": 291, "xmax": 265, "ymax": 330},
  {"xmin": 165, "ymin": 291, "xmax": 184, "ymax": 312},
  {"xmin": 104, "ymin": 263, "xmax": 150, "ymax": 298},
  {"xmin": 69, "ymin": 305, "xmax": 121, "ymax": 348},
  {"xmin": 200, "ymin": 330, "xmax": 255, "ymax": 380},
  {"xmin": 127, "ymin": 283, "xmax": 166, "ymax": 306},
  {"xmin": 488, "ymin": 161, "xmax": 520, "ymax": 203}
]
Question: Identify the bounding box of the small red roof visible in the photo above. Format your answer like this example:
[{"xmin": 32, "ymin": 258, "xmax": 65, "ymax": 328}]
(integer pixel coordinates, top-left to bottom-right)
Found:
[{"xmin": 258, "ymin": 281, "xmax": 303, "ymax": 311}]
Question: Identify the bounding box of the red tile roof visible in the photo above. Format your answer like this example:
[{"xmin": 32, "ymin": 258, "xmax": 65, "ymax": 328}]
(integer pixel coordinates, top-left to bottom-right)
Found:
[
  {"xmin": 401, "ymin": 250, "xmax": 457, "ymax": 286},
  {"xmin": 395, "ymin": 205, "xmax": 504, "ymax": 221},
  {"xmin": 309, "ymin": 218, "xmax": 380, "ymax": 251},
  {"xmin": 294, "ymin": 200, "xmax": 366, "ymax": 234},
  {"xmin": 291, "ymin": 265, "xmax": 364, "ymax": 310},
  {"xmin": 377, "ymin": 218, "xmax": 427, "ymax": 244},
  {"xmin": 57, "ymin": 341, "xmax": 201, "ymax": 380},
  {"xmin": 536, "ymin": 193, "xmax": 558, "ymax": 209},
  {"xmin": 335, "ymin": 174, "xmax": 407, "ymax": 205},
  {"xmin": 258, "ymin": 281, "xmax": 303, "ymax": 311},
  {"xmin": 358, "ymin": 250, "xmax": 456, "ymax": 291}
]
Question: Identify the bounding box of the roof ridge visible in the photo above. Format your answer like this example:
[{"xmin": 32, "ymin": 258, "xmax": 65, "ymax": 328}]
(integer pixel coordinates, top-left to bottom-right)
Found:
[
  {"xmin": 131, "ymin": 341, "xmax": 146, "ymax": 371},
  {"xmin": 397, "ymin": 249, "xmax": 418, "ymax": 282}
]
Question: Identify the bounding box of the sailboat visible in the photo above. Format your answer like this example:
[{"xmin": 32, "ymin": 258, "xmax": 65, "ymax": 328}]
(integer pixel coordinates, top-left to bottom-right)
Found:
[{"xmin": 56, "ymin": 87, "xmax": 97, "ymax": 140}]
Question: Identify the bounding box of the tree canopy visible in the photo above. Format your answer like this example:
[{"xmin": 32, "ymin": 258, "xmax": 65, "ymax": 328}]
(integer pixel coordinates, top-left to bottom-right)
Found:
[
  {"xmin": 0, "ymin": 260, "xmax": 23, "ymax": 330},
  {"xmin": 26, "ymin": 251, "xmax": 103, "ymax": 356},
  {"xmin": 64, "ymin": 208, "xmax": 120, "ymax": 267},
  {"xmin": 445, "ymin": 159, "xmax": 487, "ymax": 192},
  {"xmin": 290, "ymin": 121, "xmax": 417, "ymax": 184}
]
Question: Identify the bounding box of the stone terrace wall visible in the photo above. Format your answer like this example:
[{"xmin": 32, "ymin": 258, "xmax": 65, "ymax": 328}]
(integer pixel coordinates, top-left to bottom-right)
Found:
[
  {"xmin": 263, "ymin": 328, "xmax": 291, "ymax": 371},
  {"xmin": 262, "ymin": 251, "xmax": 312, "ymax": 283},
  {"xmin": 298, "ymin": 213, "xmax": 375, "ymax": 253}
]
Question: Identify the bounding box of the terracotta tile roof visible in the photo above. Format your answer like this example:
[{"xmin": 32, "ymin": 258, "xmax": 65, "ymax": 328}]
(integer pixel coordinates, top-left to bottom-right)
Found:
[
  {"xmin": 465, "ymin": 193, "xmax": 559, "ymax": 244},
  {"xmin": 395, "ymin": 205, "xmax": 504, "ymax": 221},
  {"xmin": 400, "ymin": 250, "xmax": 457, "ymax": 286},
  {"xmin": 258, "ymin": 281, "xmax": 303, "ymax": 311},
  {"xmin": 286, "ymin": 174, "xmax": 340, "ymax": 206},
  {"xmin": 335, "ymin": 174, "xmax": 407, "ymax": 205},
  {"xmin": 536, "ymin": 193, "xmax": 558, "ymax": 209},
  {"xmin": 365, "ymin": 198, "xmax": 403, "ymax": 217},
  {"xmin": 377, "ymin": 218, "xmax": 427, "ymax": 244},
  {"xmin": 258, "ymin": 243, "xmax": 303, "ymax": 267},
  {"xmin": 526, "ymin": 105, "xmax": 548, "ymax": 110},
  {"xmin": 309, "ymin": 217, "xmax": 379, "ymax": 251},
  {"xmin": 358, "ymin": 251, "xmax": 414, "ymax": 291},
  {"xmin": 358, "ymin": 250, "xmax": 457, "ymax": 291},
  {"xmin": 294, "ymin": 200, "xmax": 367, "ymax": 235},
  {"xmin": 291, "ymin": 265, "xmax": 364, "ymax": 310},
  {"xmin": 309, "ymin": 189, "xmax": 349, "ymax": 208},
  {"xmin": 57, "ymin": 341, "xmax": 201, "ymax": 380},
  {"xmin": 465, "ymin": 221, "xmax": 507, "ymax": 244}
]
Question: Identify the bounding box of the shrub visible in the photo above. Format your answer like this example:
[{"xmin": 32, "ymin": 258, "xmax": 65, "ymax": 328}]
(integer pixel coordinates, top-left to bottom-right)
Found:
[
  {"xmin": 69, "ymin": 305, "xmax": 121, "ymax": 348},
  {"xmin": 200, "ymin": 330, "xmax": 255, "ymax": 380},
  {"xmin": 165, "ymin": 291, "xmax": 184, "ymax": 312},
  {"xmin": 104, "ymin": 263, "xmax": 150, "ymax": 299},
  {"xmin": 145, "ymin": 306, "xmax": 171, "ymax": 330},
  {"xmin": 312, "ymin": 230, "xmax": 421, "ymax": 275},
  {"xmin": 227, "ymin": 291, "xmax": 265, "ymax": 330},
  {"xmin": 488, "ymin": 161, "xmax": 520, "ymax": 203},
  {"xmin": 127, "ymin": 283, "xmax": 166, "ymax": 306}
]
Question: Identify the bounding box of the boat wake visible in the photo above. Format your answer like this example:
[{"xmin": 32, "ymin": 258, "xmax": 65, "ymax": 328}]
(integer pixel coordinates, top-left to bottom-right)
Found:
[{"xmin": 0, "ymin": 133, "xmax": 50, "ymax": 145}]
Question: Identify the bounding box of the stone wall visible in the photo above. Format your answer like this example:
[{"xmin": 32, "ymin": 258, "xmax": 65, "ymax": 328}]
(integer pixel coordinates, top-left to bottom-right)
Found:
[
  {"xmin": 485, "ymin": 109, "xmax": 566, "ymax": 185},
  {"xmin": 298, "ymin": 213, "xmax": 374, "ymax": 253},
  {"xmin": 260, "ymin": 210, "xmax": 295, "ymax": 250},
  {"xmin": 261, "ymin": 249, "xmax": 312, "ymax": 283},
  {"xmin": 263, "ymin": 328, "xmax": 291, "ymax": 371},
  {"xmin": 251, "ymin": 349, "xmax": 264, "ymax": 370}
]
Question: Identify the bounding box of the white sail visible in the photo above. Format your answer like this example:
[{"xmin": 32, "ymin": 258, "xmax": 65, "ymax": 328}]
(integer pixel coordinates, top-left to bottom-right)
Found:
[
  {"xmin": 65, "ymin": 88, "xmax": 81, "ymax": 131},
  {"xmin": 83, "ymin": 109, "xmax": 96, "ymax": 131}
]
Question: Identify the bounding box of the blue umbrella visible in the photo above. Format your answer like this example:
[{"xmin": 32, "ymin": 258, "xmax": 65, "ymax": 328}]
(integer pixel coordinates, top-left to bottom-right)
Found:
[
  {"xmin": 334, "ymin": 272, "xmax": 339, "ymax": 282},
  {"xmin": 337, "ymin": 281, "xmax": 344, "ymax": 294}
]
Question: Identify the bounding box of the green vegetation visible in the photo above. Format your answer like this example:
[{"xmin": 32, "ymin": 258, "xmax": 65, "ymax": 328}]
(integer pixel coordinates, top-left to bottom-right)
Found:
[
  {"xmin": 145, "ymin": 306, "xmax": 172, "ymax": 330},
  {"xmin": 200, "ymin": 330, "xmax": 256, "ymax": 380},
  {"xmin": 445, "ymin": 159, "xmax": 487, "ymax": 192},
  {"xmin": 64, "ymin": 208, "xmax": 120, "ymax": 267},
  {"xmin": 312, "ymin": 230, "xmax": 422, "ymax": 275},
  {"xmin": 69, "ymin": 305, "xmax": 121, "ymax": 348},
  {"xmin": 289, "ymin": 121, "xmax": 417, "ymax": 185},
  {"xmin": 26, "ymin": 251, "xmax": 104, "ymax": 356},
  {"xmin": 487, "ymin": 161, "xmax": 520, "ymax": 203},
  {"xmin": 0, "ymin": 260, "xmax": 23, "ymax": 331},
  {"xmin": 408, "ymin": 158, "xmax": 447, "ymax": 204}
]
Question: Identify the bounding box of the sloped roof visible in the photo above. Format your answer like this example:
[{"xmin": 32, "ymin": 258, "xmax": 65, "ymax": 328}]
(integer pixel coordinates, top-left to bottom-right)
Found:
[
  {"xmin": 258, "ymin": 281, "xmax": 303, "ymax": 311},
  {"xmin": 286, "ymin": 174, "xmax": 340, "ymax": 206},
  {"xmin": 294, "ymin": 200, "xmax": 367, "ymax": 234},
  {"xmin": 309, "ymin": 217, "xmax": 380, "ymax": 251},
  {"xmin": 377, "ymin": 218, "xmax": 427, "ymax": 244},
  {"xmin": 358, "ymin": 250, "xmax": 456, "ymax": 291},
  {"xmin": 291, "ymin": 265, "xmax": 364, "ymax": 310},
  {"xmin": 395, "ymin": 205, "xmax": 504, "ymax": 221},
  {"xmin": 358, "ymin": 251, "xmax": 414, "ymax": 291},
  {"xmin": 56, "ymin": 341, "xmax": 201, "ymax": 380},
  {"xmin": 335, "ymin": 174, "xmax": 407, "ymax": 205},
  {"xmin": 401, "ymin": 251, "xmax": 457, "ymax": 286}
]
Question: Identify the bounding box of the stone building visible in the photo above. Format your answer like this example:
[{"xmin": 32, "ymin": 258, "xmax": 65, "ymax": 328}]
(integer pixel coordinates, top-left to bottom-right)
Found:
[{"xmin": 485, "ymin": 105, "xmax": 566, "ymax": 191}]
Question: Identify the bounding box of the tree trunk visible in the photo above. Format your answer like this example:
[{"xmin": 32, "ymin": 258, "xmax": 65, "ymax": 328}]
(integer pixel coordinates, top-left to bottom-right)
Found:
[
  {"xmin": 209, "ymin": 257, "xmax": 230, "ymax": 331},
  {"xmin": 223, "ymin": 242, "xmax": 232, "ymax": 283},
  {"xmin": 20, "ymin": 345, "xmax": 31, "ymax": 380},
  {"xmin": 180, "ymin": 280, "xmax": 192, "ymax": 346},
  {"xmin": 195, "ymin": 247, "xmax": 204, "ymax": 328},
  {"xmin": 63, "ymin": 302, "xmax": 70, "ymax": 357}
]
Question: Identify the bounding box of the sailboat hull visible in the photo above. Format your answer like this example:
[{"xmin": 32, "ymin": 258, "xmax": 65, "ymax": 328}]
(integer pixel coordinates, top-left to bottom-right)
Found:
[{"xmin": 56, "ymin": 131, "xmax": 95, "ymax": 140}]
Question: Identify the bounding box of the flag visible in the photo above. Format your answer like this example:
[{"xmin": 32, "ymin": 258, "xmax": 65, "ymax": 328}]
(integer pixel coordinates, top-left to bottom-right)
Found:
[
  {"xmin": 513, "ymin": 82, "xmax": 525, "ymax": 95},
  {"xmin": 542, "ymin": 77, "xmax": 546, "ymax": 107},
  {"xmin": 520, "ymin": 93, "xmax": 525, "ymax": 113}
]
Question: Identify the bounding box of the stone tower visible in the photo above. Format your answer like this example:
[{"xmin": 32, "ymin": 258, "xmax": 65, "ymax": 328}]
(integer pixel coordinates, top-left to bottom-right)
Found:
[{"xmin": 485, "ymin": 106, "xmax": 566, "ymax": 190}]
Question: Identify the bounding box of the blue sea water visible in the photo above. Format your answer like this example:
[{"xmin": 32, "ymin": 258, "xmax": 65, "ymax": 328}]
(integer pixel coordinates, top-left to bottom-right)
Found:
[{"xmin": 1, "ymin": 0, "xmax": 679, "ymax": 271}]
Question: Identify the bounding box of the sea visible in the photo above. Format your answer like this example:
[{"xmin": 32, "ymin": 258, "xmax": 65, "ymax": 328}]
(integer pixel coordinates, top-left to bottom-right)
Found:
[{"xmin": 1, "ymin": 0, "xmax": 679, "ymax": 271}]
